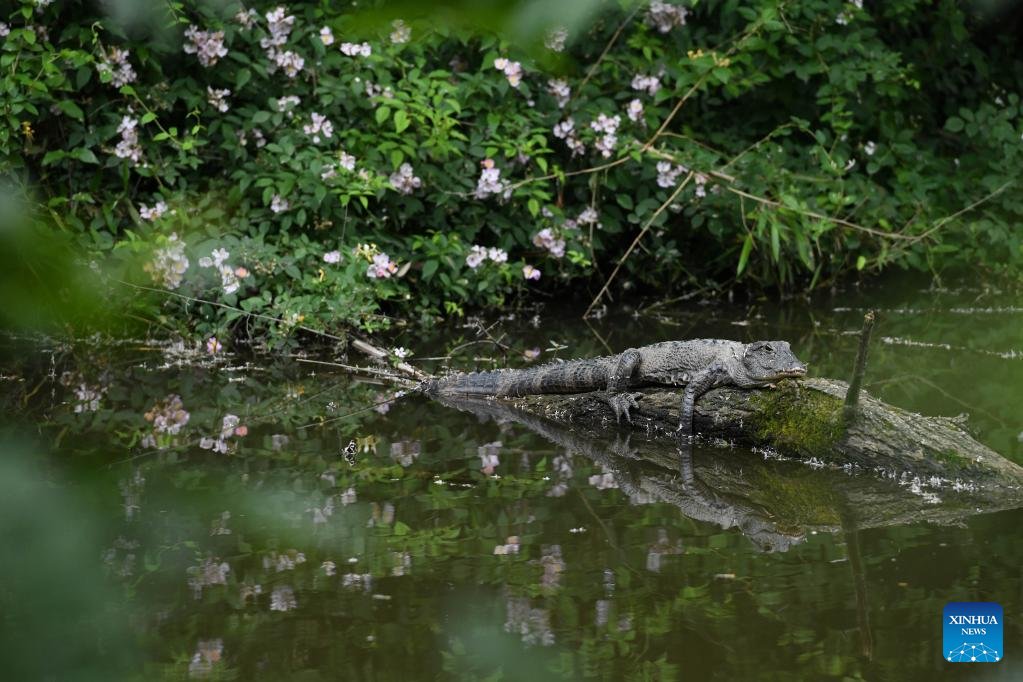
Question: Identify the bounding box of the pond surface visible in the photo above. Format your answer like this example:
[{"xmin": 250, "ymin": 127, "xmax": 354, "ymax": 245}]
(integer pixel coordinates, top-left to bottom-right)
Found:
[{"xmin": 2, "ymin": 276, "xmax": 1022, "ymax": 680}]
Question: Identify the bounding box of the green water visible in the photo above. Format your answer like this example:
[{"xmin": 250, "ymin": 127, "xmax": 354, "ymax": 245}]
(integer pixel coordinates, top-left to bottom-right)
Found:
[{"xmin": 2, "ymin": 277, "xmax": 1022, "ymax": 680}]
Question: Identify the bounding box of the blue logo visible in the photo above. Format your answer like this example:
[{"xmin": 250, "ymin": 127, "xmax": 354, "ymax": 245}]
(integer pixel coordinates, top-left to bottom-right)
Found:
[{"xmin": 943, "ymin": 602, "xmax": 1003, "ymax": 663}]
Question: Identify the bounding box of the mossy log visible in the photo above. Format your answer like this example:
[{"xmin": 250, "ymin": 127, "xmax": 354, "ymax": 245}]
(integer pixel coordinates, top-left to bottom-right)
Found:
[
  {"xmin": 494, "ymin": 378, "xmax": 1023, "ymax": 488},
  {"xmin": 436, "ymin": 389, "xmax": 1023, "ymax": 552}
]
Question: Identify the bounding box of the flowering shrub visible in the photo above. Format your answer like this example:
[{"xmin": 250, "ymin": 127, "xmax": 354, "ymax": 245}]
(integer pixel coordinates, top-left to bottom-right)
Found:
[{"xmin": 3, "ymin": 0, "xmax": 1022, "ymax": 341}]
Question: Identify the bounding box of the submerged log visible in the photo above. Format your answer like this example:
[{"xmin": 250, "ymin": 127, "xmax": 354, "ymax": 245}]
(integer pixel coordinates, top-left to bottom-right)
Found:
[{"xmin": 482, "ymin": 378, "xmax": 1023, "ymax": 488}]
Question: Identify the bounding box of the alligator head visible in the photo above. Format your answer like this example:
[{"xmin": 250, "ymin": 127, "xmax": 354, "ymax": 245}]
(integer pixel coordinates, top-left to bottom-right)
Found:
[{"xmin": 741, "ymin": 340, "xmax": 808, "ymax": 383}]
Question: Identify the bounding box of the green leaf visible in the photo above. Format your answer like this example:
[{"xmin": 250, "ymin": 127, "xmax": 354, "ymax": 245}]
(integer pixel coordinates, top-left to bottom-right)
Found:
[
  {"xmin": 527, "ymin": 198, "xmax": 540, "ymax": 217},
  {"xmin": 375, "ymin": 106, "xmax": 391, "ymax": 125},
  {"xmin": 73, "ymin": 148, "xmax": 99, "ymax": 164},
  {"xmin": 141, "ymin": 111, "xmax": 157, "ymax": 124},
  {"xmin": 737, "ymin": 234, "xmax": 754, "ymax": 275},
  {"xmin": 945, "ymin": 116, "xmax": 964, "ymax": 132},
  {"xmin": 236, "ymin": 68, "xmax": 251, "ymax": 89},
  {"xmin": 856, "ymin": 255, "xmax": 867, "ymax": 270},
  {"xmin": 770, "ymin": 221, "xmax": 780, "ymax": 262},
  {"xmin": 394, "ymin": 109, "xmax": 410, "ymax": 133},
  {"xmin": 422, "ymin": 259, "xmax": 439, "ymax": 280},
  {"xmin": 617, "ymin": 194, "xmax": 634, "ymax": 210},
  {"xmin": 42, "ymin": 150, "xmax": 66, "ymax": 166},
  {"xmin": 252, "ymin": 111, "xmax": 270, "ymax": 124},
  {"xmin": 57, "ymin": 100, "xmax": 84, "ymax": 121}
]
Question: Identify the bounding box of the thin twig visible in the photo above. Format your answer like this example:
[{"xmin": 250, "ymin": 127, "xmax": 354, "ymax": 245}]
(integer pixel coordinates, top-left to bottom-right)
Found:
[
  {"xmin": 722, "ymin": 187, "xmax": 916, "ymax": 240},
  {"xmin": 573, "ymin": 7, "xmax": 641, "ymax": 99},
  {"xmin": 910, "ymin": 179, "xmax": 1014, "ymax": 244},
  {"xmin": 583, "ymin": 172, "xmax": 694, "ymax": 317}
]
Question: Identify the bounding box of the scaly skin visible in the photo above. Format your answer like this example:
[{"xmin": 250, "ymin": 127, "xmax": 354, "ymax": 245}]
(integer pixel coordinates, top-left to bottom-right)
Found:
[{"xmin": 428, "ymin": 339, "xmax": 808, "ymax": 439}]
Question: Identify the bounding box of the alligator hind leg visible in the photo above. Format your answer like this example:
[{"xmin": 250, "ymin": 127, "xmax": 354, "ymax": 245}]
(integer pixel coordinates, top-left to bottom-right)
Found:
[{"xmin": 604, "ymin": 348, "xmax": 642, "ymax": 423}]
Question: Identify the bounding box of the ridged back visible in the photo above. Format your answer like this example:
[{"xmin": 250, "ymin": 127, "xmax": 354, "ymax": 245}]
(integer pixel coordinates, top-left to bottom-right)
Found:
[{"xmin": 434, "ymin": 357, "xmax": 614, "ymax": 397}]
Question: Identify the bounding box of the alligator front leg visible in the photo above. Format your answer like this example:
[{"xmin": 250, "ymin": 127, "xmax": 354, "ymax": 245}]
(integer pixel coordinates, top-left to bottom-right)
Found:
[
  {"xmin": 604, "ymin": 348, "xmax": 642, "ymax": 423},
  {"xmin": 677, "ymin": 362, "xmax": 728, "ymax": 441}
]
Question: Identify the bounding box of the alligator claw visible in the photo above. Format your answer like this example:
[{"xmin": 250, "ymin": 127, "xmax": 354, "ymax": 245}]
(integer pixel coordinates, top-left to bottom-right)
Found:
[{"xmin": 605, "ymin": 392, "xmax": 640, "ymax": 424}]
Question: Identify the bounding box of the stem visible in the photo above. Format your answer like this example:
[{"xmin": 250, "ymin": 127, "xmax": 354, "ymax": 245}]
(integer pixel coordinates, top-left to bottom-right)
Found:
[{"xmin": 844, "ymin": 310, "xmax": 876, "ymax": 418}]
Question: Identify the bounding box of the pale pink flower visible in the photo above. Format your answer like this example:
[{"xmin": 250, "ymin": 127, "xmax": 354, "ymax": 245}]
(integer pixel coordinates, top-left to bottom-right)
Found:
[
  {"xmin": 183, "ymin": 25, "xmax": 228, "ymax": 67},
  {"xmin": 139, "ymin": 201, "xmax": 168, "ymax": 221},
  {"xmin": 206, "ymin": 86, "xmax": 231, "ymax": 113},
  {"xmin": 389, "ymin": 20, "xmax": 411, "ymax": 44},
  {"xmin": 523, "ymin": 264, "xmax": 541, "ymax": 280},
  {"xmin": 303, "ymin": 112, "xmax": 334, "ymax": 143},
  {"xmin": 366, "ymin": 253, "xmax": 398, "ymax": 278}
]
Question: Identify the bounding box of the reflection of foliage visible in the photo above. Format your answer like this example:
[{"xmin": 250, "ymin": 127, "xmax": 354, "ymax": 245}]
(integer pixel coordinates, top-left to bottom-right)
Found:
[{"xmin": 4, "ymin": 278, "xmax": 1023, "ymax": 679}]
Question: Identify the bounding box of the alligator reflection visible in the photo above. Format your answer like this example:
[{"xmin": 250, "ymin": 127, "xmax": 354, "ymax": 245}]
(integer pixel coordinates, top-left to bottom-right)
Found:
[{"xmin": 436, "ymin": 394, "xmax": 1023, "ymax": 554}]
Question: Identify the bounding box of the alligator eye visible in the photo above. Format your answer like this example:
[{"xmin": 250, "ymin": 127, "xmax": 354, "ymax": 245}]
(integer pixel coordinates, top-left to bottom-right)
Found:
[{"xmin": 764, "ymin": 344, "xmax": 774, "ymax": 352}]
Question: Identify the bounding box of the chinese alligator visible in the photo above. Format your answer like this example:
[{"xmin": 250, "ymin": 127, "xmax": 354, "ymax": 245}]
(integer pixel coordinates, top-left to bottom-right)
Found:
[{"xmin": 427, "ymin": 339, "xmax": 808, "ymax": 439}]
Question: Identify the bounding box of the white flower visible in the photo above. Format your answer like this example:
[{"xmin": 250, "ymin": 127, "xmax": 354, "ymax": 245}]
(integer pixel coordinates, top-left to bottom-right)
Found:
[
  {"xmin": 631, "ymin": 74, "xmax": 661, "ymax": 96},
  {"xmin": 492, "ymin": 57, "xmax": 523, "ymax": 87},
  {"xmin": 319, "ymin": 26, "xmax": 335, "ymax": 45},
  {"xmin": 546, "ymin": 79, "xmax": 570, "ymax": 108},
  {"xmin": 474, "ymin": 159, "xmax": 506, "ymax": 199},
  {"xmin": 303, "ymin": 112, "xmax": 334, "ymax": 143},
  {"xmin": 261, "ymin": 7, "xmax": 295, "ymax": 51},
  {"xmin": 0, "ymin": 23, "xmax": 9, "ymax": 39},
  {"xmin": 488, "ymin": 247, "xmax": 508, "ymax": 263},
  {"xmin": 96, "ymin": 46, "xmax": 136, "ymax": 88},
  {"xmin": 275, "ymin": 95, "xmax": 301, "ymax": 113},
  {"xmin": 323, "ymin": 250, "xmax": 341, "ymax": 264},
  {"xmin": 465, "ymin": 245, "xmax": 487, "ymax": 269},
  {"xmin": 626, "ymin": 98, "xmax": 644, "ymax": 122},
  {"xmin": 389, "ymin": 163, "xmax": 422, "ymax": 194},
  {"xmin": 523, "ymin": 264, "xmax": 541, "ymax": 281},
  {"xmin": 211, "ymin": 248, "xmax": 229, "ymax": 267},
  {"xmin": 206, "ymin": 337, "xmax": 222, "ymax": 354},
  {"xmin": 139, "ymin": 201, "xmax": 168, "ymax": 221},
  {"xmin": 270, "ymin": 585, "xmax": 297, "ymax": 611},
  {"xmin": 591, "ymin": 113, "xmax": 621, "ymax": 158},
  {"xmin": 656, "ymin": 160, "xmax": 688, "ymax": 188},
  {"xmin": 183, "ymin": 25, "xmax": 228, "ymax": 67},
  {"xmin": 339, "ymin": 151, "xmax": 356, "ymax": 170},
  {"xmin": 366, "ymin": 253, "xmax": 398, "ymax": 278},
  {"xmin": 532, "ymin": 228, "xmax": 566, "ymax": 258},
  {"xmin": 271, "ymin": 50, "xmax": 304, "ymax": 78},
  {"xmin": 143, "ymin": 233, "xmax": 189, "ymax": 289},
  {"xmin": 234, "ymin": 9, "xmax": 258, "ymax": 29},
  {"xmin": 270, "ymin": 194, "xmax": 289, "ymax": 214},
  {"xmin": 646, "ymin": 1, "xmax": 689, "ymax": 33},
  {"xmin": 552, "ymin": 118, "xmax": 585, "ymax": 156},
  {"xmin": 206, "ymin": 86, "xmax": 231, "ymax": 113},
  {"xmin": 864, "ymin": 141, "xmax": 877, "ymax": 156},
  {"xmin": 389, "ymin": 19, "xmax": 411, "ymax": 44},
  {"xmin": 340, "ymin": 42, "xmax": 372, "ymax": 57},
  {"xmin": 577, "ymin": 207, "xmax": 600, "ymax": 226},
  {"xmin": 114, "ymin": 115, "xmax": 143, "ymax": 165},
  {"xmin": 552, "ymin": 118, "xmax": 574, "ymax": 139},
  {"xmin": 392, "ymin": 347, "xmax": 410, "ymax": 359},
  {"xmin": 544, "ymin": 26, "xmax": 568, "ymax": 52}
]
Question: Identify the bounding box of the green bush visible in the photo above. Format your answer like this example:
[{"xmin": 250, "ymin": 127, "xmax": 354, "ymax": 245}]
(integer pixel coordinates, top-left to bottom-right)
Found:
[{"xmin": 3, "ymin": 0, "xmax": 1021, "ymax": 343}]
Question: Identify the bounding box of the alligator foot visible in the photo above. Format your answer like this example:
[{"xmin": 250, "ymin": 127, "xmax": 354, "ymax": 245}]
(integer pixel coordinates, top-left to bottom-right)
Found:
[{"xmin": 602, "ymin": 392, "xmax": 641, "ymax": 424}]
